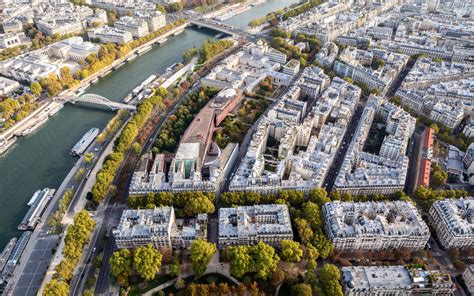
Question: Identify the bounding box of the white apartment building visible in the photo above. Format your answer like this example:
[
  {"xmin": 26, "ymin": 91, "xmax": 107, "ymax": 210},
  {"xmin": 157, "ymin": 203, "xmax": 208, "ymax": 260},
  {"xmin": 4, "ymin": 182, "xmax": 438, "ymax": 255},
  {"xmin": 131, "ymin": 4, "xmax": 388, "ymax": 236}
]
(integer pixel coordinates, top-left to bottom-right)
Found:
[
  {"xmin": 88, "ymin": 26, "xmax": 133, "ymax": 44},
  {"xmin": 113, "ymin": 207, "xmax": 208, "ymax": 249},
  {"xmin": 114, "ymin": 16, "xmax": 149, "ymax": 38},
  {"xmin": 429, "ymin": 100, "xmax": 464, "ymax": 129},
  {"xmin": 2, "ymin": 19, "xmax": 23, "ymax": 33},
  {"xmin": 429, "ymin": 197, "xmax": 473, "ymax": 250},
  {"xmin": 334, "ymin": 97, "xmax": 414, "ymax": 195},
  {"xmin": 133, "ymin": 10, "xmax": 166, "ymax": 32},
  {"xmin": 341, "ymin": 266, "xmax": 456, "ymax": 295},
  {"xmin": 463, "ymin": 265, "xmax": 474, "ymax": 295},
  {"xmin": 218, "ymin": 204, "xmax": 293, "ymax": 248},
  {"xmin": 35, "ymin": 19, "xmax": 83, "ymax": 36},
  {"xmin": 323, "ymin": 201, "xmax": 430, "ymax": 251}
]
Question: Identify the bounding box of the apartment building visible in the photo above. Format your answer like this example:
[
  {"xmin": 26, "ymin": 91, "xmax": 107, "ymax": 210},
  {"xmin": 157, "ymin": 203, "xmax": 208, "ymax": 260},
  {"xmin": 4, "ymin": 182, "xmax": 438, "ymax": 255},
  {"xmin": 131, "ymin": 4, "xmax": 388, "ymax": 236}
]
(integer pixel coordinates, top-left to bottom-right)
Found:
[
  {"xmin": 341, "ymin": 266, "xmax": 456, "ymax": 295},
  {"xmin": 429, "ymin": 197, "xmax": 473, "ymax": 249},
  {"xmin": 218, "ymin": 204, "xmax": 293, "ymax": 248},
  {"xmin": 88, "ymin": 26, "xmax": 133, "ymax": 44},
  {"xmin": 114, "ymin": 16, "xmax": 149, "ymax": 38},
  {"xmin": 323, "ymin": 201, "xmax": 430, "ymax": 251},
  {"xmin": 113, "ymin": 207, "xmax": 208, "ymax": 249}
]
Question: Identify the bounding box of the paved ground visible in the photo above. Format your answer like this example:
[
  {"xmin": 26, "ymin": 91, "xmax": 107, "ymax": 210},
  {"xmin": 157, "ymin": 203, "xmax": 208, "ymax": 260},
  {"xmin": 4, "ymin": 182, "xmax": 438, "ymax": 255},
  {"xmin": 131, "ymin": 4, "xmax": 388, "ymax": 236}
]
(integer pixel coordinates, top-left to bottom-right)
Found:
[{"xmin": 13, "ymin": 234, "xmax": 59, "ymax": 296}]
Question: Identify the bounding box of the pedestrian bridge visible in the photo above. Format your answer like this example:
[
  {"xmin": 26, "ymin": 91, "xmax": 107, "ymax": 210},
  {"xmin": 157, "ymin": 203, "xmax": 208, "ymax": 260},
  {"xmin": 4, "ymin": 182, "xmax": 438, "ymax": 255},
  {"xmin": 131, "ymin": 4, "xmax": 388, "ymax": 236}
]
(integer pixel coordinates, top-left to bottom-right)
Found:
[
  {"xmin": 68, "ymin": 94, "xmax": 136, "ymax": 111},
  {"xmin": 190, "ymin": 19, "xmax": 251, "ymax": 38}
]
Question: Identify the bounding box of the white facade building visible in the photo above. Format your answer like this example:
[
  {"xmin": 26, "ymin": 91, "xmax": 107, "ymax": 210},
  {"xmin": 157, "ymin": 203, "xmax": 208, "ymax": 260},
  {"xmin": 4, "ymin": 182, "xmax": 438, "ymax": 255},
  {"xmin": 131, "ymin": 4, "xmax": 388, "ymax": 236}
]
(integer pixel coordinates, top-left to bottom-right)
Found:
[
  {"xmin": 323, "ymin": 201, "xmax": 430, "ymax": 251},
  {"xmin": 87, "ymin": 26, "xmax": 133, "ymax": 44},
  {"xmin": 429, "ymin": 197, "xmax": 474, "ymax": 250},
  {"xmin": 218, "ymin": 204, "xmax": 293, "ymax": 248}
]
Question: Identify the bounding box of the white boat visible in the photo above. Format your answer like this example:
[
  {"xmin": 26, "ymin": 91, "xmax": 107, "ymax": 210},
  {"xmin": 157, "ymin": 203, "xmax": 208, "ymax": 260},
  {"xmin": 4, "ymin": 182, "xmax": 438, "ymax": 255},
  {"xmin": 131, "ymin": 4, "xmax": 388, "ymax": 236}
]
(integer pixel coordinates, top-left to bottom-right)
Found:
[
  {"xmin": 137, "ymin": 46, "xmax": 152, "ymax": 55},
  {"xmin": 70, "ymin": 127, "xmax": 100, "ymax": 156},
  {"xmin": 20, "ymin": 116, "xmax": 48, "ymax": 136},
  {"xmin": 91, "ymin": 77, "xmax": 99, "ymax": 84},
  {"xmin": 48, "ymin": 104, "xmax": 63, "ymax": 117},
  {"xmin": 27, "ymin": 190, "xmax": 42, "ymax": 206},
  {"xmin": 126, "ymin": 55, "xmax": 137, "ymax": 62},
  {"xmin": 0, "ymin": 137, "xmax": 16, "ymax": 155}
]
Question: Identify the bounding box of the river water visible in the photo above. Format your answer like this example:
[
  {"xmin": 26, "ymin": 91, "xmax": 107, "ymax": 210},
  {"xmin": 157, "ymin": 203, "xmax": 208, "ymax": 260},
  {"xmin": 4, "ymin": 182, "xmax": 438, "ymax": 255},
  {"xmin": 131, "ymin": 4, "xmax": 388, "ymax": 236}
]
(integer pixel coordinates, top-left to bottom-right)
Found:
[{"xmin": 0, "ymin": 0, "xmax": 299, "ymax": 248}]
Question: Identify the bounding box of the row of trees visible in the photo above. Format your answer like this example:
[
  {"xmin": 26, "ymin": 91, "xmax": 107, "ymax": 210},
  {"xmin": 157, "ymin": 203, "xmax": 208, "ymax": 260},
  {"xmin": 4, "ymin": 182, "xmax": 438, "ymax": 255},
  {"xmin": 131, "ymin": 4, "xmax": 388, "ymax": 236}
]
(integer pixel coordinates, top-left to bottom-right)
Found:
[
  {"xmin": 43, "ymin": 210, "xmax": 96, "ymax": 296},
  {"xmin": 48, "ymin": 189, "xmax": 75, "ymax": 234},
  {"xmin": 153, "ymin": 87, "xmax": 219, "ymax": 154},
  {"xmin": 198, "ymin": 39, "xmax": 234, "ymax": 64},
  {"xmin": 109, "ymin": 244, "xmax": 163, "ymax": 286},
  {"xmin": 0, "ymin": 94, "xmax": 37, "ymax": 130},
  {"xmin": 179, "ymin": 281, "xmax": 262, "ymax": 296},
  {"xmin": 412, "ymin": 186, "xmax": 468, "ymax": 210},
  {"xmin": 96, "ymin": 109, "xmax": 130, "ymax": 144},
  {"xmin": 127, "ymin": 191, "xmax": 216, "ymax": 217},
  {"xmin": 248, "ymin": 10, "xmax": 284, "ymax": 28},
  {"xmin": 282, "ymin": 0, "xmax": 323, "ymax": 20},
  {"xmin": 91, "ymin": 90, "xmax": 166, "ymax": 204}
]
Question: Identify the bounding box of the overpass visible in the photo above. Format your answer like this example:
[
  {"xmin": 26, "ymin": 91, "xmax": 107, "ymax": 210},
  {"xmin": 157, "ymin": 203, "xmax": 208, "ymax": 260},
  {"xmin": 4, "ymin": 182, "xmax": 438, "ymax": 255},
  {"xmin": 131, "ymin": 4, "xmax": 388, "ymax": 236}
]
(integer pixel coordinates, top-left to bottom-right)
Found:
[
  {"xmin": 67, "ymin": 94, "xmax": 136, "ymax": 111},
  {"xmin": 189, "ymin": 19, "xmax": 252, "ymax": 39}
]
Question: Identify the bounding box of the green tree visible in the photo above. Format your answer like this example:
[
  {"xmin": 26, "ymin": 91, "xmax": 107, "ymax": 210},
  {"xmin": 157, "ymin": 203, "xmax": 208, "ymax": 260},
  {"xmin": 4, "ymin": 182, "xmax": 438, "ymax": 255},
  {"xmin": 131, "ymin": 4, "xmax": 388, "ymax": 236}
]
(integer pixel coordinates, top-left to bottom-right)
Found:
[
  {"xmin": 53, "ymin": 259, "xmax": 76, "ymax": 282},
  {"xmin": 109, "ymin": 249, "xmax": 132, "ymax": 286},
  {"xmin": 291, "ymin": 283, "xmax": 312, "ymax": 296},
  {"xmin": 189, "ymin": 239, "xmax": 217, "ymax": 277},
  {"xmin": 228, "ymin": 246, "xmax": 252, "ymax": 278},
  {"xmin": 318, "ymin": 264, "xmax": 343, "ymax": 296},
  {"xmin": 30, "ymin": 81, "xmax": 42, "ymax": 96},
  {"xmin": 84, "ymin": 152, "xmax": 95, "ymax": 164},
  {"xmin": 133, "ymin": 244, "xmax": 162, "ymax": 281},
  {"xmin": 280, "ymin": 240, "xmax": 303, "ymax": 262},
  {"xmin": 250, "ymin": 241, "xmax": 279, "ymax": 280},
  {"xmin": 43, "ymin": 279, "xmax": 70, "ymax": 296},
  {"xmin": 131, "ymin": 142, "xmax": 141, "ymax": 156}
]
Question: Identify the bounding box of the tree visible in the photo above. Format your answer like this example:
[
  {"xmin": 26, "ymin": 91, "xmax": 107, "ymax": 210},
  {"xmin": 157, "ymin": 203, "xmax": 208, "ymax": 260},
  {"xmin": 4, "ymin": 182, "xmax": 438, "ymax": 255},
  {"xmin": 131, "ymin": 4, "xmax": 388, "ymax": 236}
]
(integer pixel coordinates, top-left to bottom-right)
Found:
[
  {"xmin": 131, "ymin": 142, "xmax": 141, "ymax": 156},
  {"xmin": 110, "ymin": 249, "xmax": 132, "ymax": 286},
  {"xmin": 43, "ymin": 279, "xmax": 70, "ymax": 296},
  {"xmin": 84, "ymin": 152, "xmax": 95, "ymax": 165},
  {"xmin": 250, "ymin": 241, "xmax": 279, "ymax": 280},
  {"xmin": 133, "ymin": 244, "xmax": 163, "ymax": 281},
  {"xmin": 53, "ymin": 259, "xmax": 75, "ymax": 282},
  {"xmin": 280, "ymin": 240, "xmax": 303, "ymax": 262},
  {"xmin": 189, "ymin": 239, "xmax": 217, "ymax": 277},
  {"xmin": 431, "ymin": 163, "xmax": 447, "ymax": 188},
  {"xmin": 318, "ymin": 264, "xmax": 343, "ymax": 296},
  {"xmin": 228, "ymin": 246, "xmax": 252, "ymax": 278},
  {"xmin": 291, "ymin": 283, "xmax": 312, "ymax": 296},
  {"xmin": 30, "ymin": 81, "xmax": 42, "ymax": 96}
]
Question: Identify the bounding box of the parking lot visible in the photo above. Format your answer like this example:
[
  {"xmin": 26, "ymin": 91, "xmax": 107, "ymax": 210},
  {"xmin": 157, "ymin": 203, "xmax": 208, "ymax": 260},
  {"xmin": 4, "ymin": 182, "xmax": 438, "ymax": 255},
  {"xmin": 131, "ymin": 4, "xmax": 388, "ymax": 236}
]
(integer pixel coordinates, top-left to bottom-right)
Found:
[{"xmin": 12, "ymin": 234, "xmax": 59, "ymax": 296}]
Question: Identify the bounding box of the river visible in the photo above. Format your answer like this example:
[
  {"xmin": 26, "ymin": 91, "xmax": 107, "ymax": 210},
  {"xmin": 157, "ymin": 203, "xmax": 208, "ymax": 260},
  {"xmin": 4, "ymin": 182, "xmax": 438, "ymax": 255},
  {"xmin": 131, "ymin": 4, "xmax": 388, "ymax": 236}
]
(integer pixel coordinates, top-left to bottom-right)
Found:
[{"xmin": 0, "ymin": 0, "xmax": 299, "ymax": 249}]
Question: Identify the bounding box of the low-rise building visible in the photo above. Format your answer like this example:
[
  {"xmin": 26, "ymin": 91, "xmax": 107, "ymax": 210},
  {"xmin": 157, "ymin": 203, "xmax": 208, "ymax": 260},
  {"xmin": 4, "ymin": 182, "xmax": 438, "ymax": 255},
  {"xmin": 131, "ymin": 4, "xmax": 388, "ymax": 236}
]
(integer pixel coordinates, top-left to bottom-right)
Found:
[
  {"xmin": 0, "ymin": 32, "xmax": 30, "ymax": 49},
  {"xmin": 88, "ymin": 26, "xmax": 133, "ymax": 44},
  {"xmin": 218, "ymin": 204, "xmax": 293, "ymax": 248},
  {"xmin": 429, "ymin": 197, "xmax": 474, "ymax": 249},
  {"xmin": 44, "ymin": 36, "xmax": 100, "ymax": 62},
  {"xmin": 323, "ymin": 201, "xmax": 430, "ymax": 251},
  {"xmin": 0, "ymin": 53, "xmax": 58, "ymax": 83},
  {"xmin": 113, "ymin": 207, "xmax": 208, "ymax": 249},
  {"xmin": 0, "ymin": 77, "xmax": 20, "ymax": 96},
  {"xmin": 341, "ymin": 266, "xmax": 456, "ymax": 295}
]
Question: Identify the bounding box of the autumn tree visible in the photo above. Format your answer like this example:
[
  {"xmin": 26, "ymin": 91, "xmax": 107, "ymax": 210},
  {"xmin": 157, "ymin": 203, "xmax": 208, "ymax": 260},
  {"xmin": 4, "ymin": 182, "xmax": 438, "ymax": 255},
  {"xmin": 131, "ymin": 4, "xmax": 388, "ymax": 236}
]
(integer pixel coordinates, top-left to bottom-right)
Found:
[
  {"xmin": 30, "ymin": 81, "xmax": 42, "ymax": 96},
  {"xmin": 43, "ymin": 279, "xmax": 70, "ymax": 296},
  {"xmin": 280, "ymin": 240, "xmax": 303, "ymax": 262},
  {"xmin": 110, "ymin": 249, "xmax": 132, "ymax": 286}
]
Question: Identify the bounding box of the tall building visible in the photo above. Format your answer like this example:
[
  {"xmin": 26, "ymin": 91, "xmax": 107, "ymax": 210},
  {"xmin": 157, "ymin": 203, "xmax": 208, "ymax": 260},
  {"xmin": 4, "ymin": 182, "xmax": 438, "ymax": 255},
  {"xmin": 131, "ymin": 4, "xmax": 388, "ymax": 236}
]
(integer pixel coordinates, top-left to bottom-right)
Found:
[
  {"xmin": 323, "ymin": 201, "xmax": 430, "ymax": 251},
  {"xmin": 429, "ymin": 197, "xmax": 474, "ymax": 249},
  {"xmin": 218, "ymin": 204, "xmax": 293, "ymax": 248}
]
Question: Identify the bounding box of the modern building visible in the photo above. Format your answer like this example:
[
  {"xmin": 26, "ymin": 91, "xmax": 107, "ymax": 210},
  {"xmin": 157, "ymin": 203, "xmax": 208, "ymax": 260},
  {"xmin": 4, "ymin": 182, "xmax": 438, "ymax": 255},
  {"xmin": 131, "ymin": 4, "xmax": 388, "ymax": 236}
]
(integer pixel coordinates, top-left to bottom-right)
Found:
[
  {"xmin": 341, "ymin": 265, "xmax": 456, "ymax": 295},
  {"xmin": 87, "ymin": 26, "xmax": 133, "ymax": 44},
  {"xmin": 0, "ymin": 53, "xmax": 58, "ymax": 83},
  {"xmin": 323, "ymin": 201, "xmax": 430, "ymax": 251},
  {"xmin": 0, "ymin": 32, "xmax": 30, "ymax": 49},
  {"xmin": 113, "ymin": 207, "xmax": 208, "ymax": 249},
  {"xmin": 218, "ymin": 204, "xmax": 293, "ymax": 248},
  {"xmin": 44, "ymin": 36, "xmax": 100, "ymax": 62},
  {"xmin": 429, "ymin": 197, "xmax": 474, "ymax": 249}
]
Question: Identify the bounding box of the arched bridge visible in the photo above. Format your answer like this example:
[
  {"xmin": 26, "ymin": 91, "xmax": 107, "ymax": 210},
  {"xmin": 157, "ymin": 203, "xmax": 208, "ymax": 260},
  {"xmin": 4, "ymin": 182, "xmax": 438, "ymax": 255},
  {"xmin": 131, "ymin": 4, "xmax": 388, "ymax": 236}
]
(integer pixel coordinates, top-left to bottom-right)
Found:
[{"xmin": 68, "ymin": 94, "xmax": 136, "ymax": 111}]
